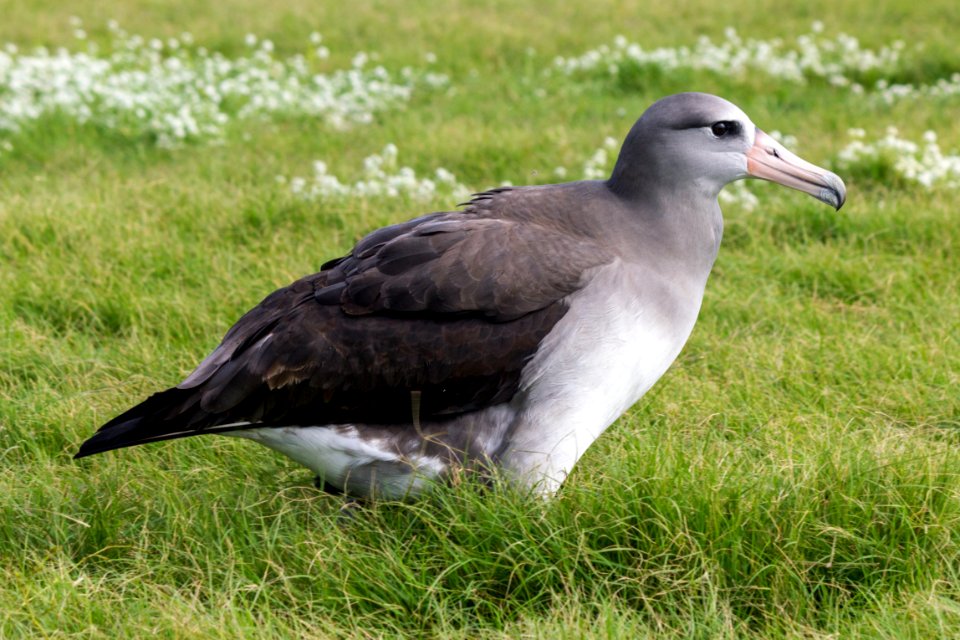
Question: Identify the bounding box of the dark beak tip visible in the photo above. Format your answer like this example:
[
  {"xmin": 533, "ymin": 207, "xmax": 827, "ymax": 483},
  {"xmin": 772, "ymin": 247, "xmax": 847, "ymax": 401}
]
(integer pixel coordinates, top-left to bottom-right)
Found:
[{"xmin": 824, "ymin": 172, "xmax": 847, "ymax": 211}]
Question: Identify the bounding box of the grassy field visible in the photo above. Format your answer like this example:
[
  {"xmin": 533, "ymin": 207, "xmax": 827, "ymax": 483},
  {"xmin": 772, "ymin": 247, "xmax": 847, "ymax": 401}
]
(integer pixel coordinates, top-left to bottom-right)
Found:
[{"xmin": 2, "ymin": 0, "xmax": 959, "ymax": 637}]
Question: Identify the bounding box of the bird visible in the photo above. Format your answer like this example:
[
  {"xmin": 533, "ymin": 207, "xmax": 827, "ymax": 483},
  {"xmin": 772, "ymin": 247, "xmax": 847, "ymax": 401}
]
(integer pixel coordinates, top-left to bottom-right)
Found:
[{"xmin": 75, "ymin": 92, "xmax": 846, "ymax": 499}]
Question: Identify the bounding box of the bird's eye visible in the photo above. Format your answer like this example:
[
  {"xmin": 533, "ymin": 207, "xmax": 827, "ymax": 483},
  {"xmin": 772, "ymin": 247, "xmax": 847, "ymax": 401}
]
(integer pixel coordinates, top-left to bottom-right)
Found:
[{"xmin": 711, "ymin": 121, "xmax": 731, "ymax": 137}]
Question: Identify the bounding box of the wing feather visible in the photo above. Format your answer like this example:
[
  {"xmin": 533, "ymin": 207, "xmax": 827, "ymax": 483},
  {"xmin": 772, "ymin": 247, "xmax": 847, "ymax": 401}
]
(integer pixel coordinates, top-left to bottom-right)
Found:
[{"xmin": 75, "ymin": 193, "xmax": 614, "ymax": 458}]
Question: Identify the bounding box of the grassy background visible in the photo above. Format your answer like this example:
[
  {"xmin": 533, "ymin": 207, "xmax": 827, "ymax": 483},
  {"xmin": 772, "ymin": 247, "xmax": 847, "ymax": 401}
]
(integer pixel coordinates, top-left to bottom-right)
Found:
[{"xmin": 1, "ymin": 0, "xmax": 959, "ymax": 637}]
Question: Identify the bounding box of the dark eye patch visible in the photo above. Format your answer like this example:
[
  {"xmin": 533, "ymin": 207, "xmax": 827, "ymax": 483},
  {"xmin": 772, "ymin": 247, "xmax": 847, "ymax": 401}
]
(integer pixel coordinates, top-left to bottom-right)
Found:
[{"xmin": 710, "ymin": 120, "xmax": 741, "ymax": 137}]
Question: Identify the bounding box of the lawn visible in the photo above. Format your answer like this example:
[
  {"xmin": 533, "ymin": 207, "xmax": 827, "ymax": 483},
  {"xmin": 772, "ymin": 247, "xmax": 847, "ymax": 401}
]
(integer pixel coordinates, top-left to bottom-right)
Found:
[{"xmin": 1, "ymin": 1, "xmax": 959, "ymax": 637}]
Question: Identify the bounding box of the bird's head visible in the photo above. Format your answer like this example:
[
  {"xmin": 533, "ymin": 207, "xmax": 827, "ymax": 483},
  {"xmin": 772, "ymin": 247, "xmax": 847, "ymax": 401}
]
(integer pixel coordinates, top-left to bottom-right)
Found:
[{"xmin": 610, "ymin": 92, "xmax": 846, "ymax": 210}]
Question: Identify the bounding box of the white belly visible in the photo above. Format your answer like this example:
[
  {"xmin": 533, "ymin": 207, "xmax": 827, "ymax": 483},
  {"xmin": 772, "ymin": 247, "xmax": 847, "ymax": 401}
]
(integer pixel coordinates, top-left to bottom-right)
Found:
[
  {"xmin": 229, "ymin": 403, "xmax": 517, "ymax": 499},
  {"xmin": 229, "ymin": 261, "xmax": 706, "ymax": 498},
  {"xmin": 500, "ymin": 261, "xmax": 705, "ymax": 492},
  {"xmin": 230, "ymin": 425, "xmax": 446, "ymax": 498}
]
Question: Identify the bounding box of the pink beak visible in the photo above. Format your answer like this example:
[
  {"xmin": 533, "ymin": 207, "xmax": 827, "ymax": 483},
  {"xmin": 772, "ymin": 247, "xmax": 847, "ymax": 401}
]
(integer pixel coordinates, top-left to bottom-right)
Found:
[{"xmin": 746, "ymin": 129, "xmax": 846, "ymax": 210}]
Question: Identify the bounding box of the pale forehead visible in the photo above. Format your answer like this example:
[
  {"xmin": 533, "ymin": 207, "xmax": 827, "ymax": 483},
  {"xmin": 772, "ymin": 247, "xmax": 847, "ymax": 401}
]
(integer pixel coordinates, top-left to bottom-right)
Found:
[
  {"xmin": 672, "ymin": 95, "xmax": 756, "ymax": 143},
  {"xmin": 684, "ymin": 96, "xmax": 752, "ymax": 126},
  {"xmin": 716, "ymin": 101, "xmax": 751, "ymax": 124},
  {"xmin": 647, "ymin": 93, "xmax": 754, "ymax": 129}
]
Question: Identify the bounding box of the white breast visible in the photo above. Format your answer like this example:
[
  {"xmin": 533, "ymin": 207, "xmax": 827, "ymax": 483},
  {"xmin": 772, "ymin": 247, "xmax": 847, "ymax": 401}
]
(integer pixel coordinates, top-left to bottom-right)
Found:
[
  {"xmin": 499, "ymin": 260, "xmax": 706, "ymax": 492},
  {"xmin": 231, "ymin": 425, "xmax": 446, "ymax": 498}
]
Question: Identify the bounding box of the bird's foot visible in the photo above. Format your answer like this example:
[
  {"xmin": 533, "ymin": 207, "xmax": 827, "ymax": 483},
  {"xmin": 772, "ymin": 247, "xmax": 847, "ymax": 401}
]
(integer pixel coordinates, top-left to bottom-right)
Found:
[
  {"xmin": 314, "ymin": 475, "xmax": 344, "ymax": 496},
  {"xmin": 337, "ymin": 499, "xmax": 362, "ymax": 524}
]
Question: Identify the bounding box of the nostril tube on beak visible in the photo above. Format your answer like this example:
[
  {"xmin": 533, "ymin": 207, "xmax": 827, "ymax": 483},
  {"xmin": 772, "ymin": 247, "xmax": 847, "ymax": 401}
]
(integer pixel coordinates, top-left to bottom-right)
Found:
[{"xmin": 746, "ymin": 128, "xmax": 848, "ymax": 211}]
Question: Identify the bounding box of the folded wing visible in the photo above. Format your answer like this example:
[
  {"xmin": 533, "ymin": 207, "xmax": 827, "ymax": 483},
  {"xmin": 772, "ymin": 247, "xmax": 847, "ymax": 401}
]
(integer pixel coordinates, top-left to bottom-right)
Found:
[{"xmin": 75, "ymin": 202, "xmax": 614, "ymax": 458}]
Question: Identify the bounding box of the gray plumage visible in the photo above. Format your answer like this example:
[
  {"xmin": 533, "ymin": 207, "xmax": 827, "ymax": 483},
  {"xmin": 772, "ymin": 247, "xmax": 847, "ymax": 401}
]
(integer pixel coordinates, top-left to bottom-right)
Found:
[{"xmin": 75, "ymin": 93, "xmax": 846, "ymax": 498}]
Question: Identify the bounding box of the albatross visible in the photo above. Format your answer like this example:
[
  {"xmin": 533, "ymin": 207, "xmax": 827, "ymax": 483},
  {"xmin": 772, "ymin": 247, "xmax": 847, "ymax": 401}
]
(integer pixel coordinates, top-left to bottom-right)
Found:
[{"xmin": 75, "ymin": 92, "xmax": 846, "ymax": 498}]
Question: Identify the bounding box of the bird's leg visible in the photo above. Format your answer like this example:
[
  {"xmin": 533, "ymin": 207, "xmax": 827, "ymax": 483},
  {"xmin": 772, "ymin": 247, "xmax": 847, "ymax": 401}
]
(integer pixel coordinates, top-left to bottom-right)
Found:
[
  {"xmin": 313, "ymin": 475, "xmax": 363, "ymax": 522},
  {"xmin": 313, "ymin": 475, "xmax": 344, "ymax": 495},
  {"xmin": 337, "ymin": 499, "xmax": 362, "ymax": 523},
  {"xmin": 410, "ymin": 390, "xmax": 423, "ymax": 435}
]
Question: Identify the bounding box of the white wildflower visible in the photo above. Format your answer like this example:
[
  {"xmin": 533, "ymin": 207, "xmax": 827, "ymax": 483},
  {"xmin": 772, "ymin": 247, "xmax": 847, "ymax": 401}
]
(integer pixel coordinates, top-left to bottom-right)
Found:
[
  {"xmin": 718, "ymin": 181, "xmax": 759, "ymax": 210},
  {"xmin": 0, "ymin": 22, "xmax": 444, "ymax": 147},
  {"xmin": 287, "ymin": 145, "xmax": 471, "ymax": 203},
  {"xmin": 768, "ymin": 130, "xmax": 799, "ymax": 149},
  {"xmin": 834, "ymin": 128, "xmax": 960, "ymax": 189},
  {"xmin": 554, "ymin": 26, "xmax": 906, "ymax": 94}
]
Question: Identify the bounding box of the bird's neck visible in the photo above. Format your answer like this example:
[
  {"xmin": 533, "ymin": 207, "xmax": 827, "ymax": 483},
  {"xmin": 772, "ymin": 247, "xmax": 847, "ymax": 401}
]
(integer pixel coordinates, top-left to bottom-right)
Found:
[{"xmin": 607, "ymin": 175, "xmax": 725, "ymax": 278}]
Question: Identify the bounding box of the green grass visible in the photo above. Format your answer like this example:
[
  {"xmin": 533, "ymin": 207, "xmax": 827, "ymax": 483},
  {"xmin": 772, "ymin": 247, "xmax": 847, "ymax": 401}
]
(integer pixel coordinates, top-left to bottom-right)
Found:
[{"xmin": 2, "ymin": 1, "xmax": 959, "ymax": 637}]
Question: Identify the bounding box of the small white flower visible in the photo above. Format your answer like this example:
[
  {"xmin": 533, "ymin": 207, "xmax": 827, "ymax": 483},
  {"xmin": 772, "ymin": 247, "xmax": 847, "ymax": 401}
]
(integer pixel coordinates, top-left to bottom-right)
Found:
[
  {"xmin": 835, "ymin": 128, "xmax": 960, "ymax": 190},
  {"xmin": 289, "ymin": 146, "xmax": 471, "ymax": 203},
  {"xmin": 719, "ymin": 181, "xmax": 758, "ymax": 210},
  {"xmin": 553, "ymin": 24, "xmax": 907, "ymax": 103},
  {"xmin": 768, "ymin": 130, "xmax": 798, "ymax": 149},
  {"xmin": 424, "ymin": 51, "xmax": 437, "ymax": 64},
  {"xmin": 0, "ymin": 24, "xmax": 442, "ymax": 148}
]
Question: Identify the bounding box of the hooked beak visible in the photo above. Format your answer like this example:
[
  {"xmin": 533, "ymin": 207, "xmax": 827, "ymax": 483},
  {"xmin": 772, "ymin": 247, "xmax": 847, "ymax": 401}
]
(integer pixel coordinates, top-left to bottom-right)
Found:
[{"xmin": 746, "ymin": 129, "xmax": 846, "ymax": 210}]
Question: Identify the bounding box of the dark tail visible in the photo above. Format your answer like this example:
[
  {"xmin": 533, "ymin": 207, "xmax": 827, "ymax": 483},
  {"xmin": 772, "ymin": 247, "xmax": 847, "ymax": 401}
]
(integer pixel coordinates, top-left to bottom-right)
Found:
[{"xmin": 74, "ymin": 387, "xmax": 244, "ymax": 459}]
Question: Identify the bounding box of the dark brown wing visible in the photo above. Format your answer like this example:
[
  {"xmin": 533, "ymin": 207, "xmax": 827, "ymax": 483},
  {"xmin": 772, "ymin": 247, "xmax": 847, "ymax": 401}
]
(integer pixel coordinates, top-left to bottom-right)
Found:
[{"xmin": 75, "ymin": 203, "xmax": 613, "ymax": 458}]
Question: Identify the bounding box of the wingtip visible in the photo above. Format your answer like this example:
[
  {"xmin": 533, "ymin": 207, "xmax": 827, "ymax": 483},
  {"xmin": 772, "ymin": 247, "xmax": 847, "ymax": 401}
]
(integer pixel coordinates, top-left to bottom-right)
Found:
[
  {"xmin": 72, "ymin": 434, "xmax": 111, "ymax": 460},
  {"xmin": 73, "ymin": 446, "xmax": 94, "ymax": 460}
]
